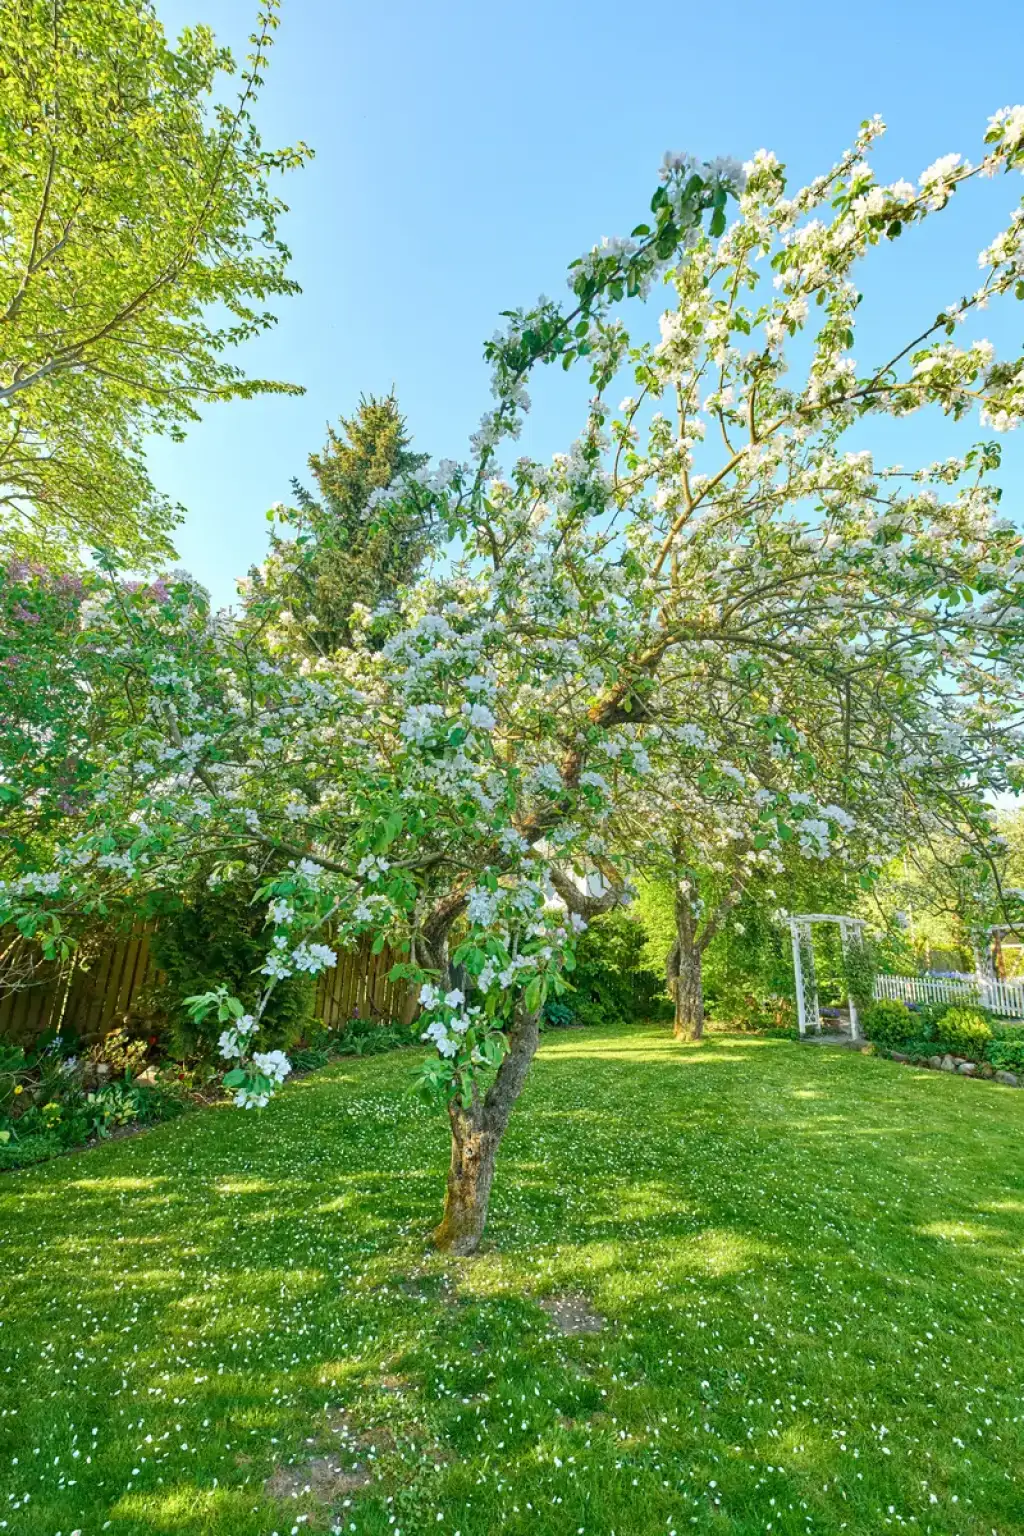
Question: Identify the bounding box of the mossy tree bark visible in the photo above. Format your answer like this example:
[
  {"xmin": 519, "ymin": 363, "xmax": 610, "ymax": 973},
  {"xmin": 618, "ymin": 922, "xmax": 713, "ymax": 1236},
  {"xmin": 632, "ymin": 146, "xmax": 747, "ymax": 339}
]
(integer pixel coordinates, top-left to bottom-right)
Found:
[
  {"xmin": 666, "ymin": 891, "xmax": 705, "ymax": 1040},
  {"xmin": 665, "ymin": 868, "xmax": 747, "ymax": 1041},
  {"xmin": 432, "ymin": 1002, "xmax": 540, "ymax": 1255}
]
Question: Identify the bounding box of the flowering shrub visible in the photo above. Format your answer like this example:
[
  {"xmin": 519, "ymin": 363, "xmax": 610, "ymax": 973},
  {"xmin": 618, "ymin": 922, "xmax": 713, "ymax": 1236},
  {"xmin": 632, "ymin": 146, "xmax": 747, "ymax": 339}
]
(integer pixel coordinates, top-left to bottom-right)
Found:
[{"xmin": 0, "ymin": 560, "xmax": 91, "ymax": 888}]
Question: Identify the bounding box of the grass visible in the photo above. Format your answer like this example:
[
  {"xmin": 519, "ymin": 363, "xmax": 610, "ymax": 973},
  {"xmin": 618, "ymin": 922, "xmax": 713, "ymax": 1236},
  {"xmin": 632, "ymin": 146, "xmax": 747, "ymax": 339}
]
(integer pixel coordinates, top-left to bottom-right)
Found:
[{"xmin": 1, "ymin": 1025, "xmax": 1023, "ymax": 1536}]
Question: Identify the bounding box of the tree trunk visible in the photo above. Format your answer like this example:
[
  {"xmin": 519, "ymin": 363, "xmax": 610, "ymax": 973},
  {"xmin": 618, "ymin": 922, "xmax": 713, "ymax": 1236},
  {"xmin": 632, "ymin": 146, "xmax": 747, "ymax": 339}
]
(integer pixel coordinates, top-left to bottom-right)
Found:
[
  {"xmin": 432, "ymin": 1001, "xmax": 540, "ymax": 1255},
  {"xmin": 673, "ymin": 939, "xmax": 704, "ymax": 1040},
  {"xmin": 432, "ymin": 1109, "xmax": 500, "ymax": 1255},
  {"xmin": 668, "ymin": 891, "xmax": 705, "ymax": 1040},
  {"xmin": 400, "ymin": 892, "xmax": 469, "ymax": 1025},
  {"xmin": 399, "ymin": 984, "xmax": 421, "ymax": 1028}
]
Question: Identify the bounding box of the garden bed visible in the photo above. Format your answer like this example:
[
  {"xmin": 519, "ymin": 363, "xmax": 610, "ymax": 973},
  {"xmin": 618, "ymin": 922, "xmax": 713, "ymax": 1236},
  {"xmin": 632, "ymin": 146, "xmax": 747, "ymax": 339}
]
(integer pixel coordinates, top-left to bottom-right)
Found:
[
  {"xmin": 880, "ymin": 1045, "xmax": 1020, "ymax": 1085},
  {"xmin": 0, "ymin": 1017, "xmax": 422, "ymax": 1172},
  {"xmin": 860, "ymin": 996, "xmax": 1024, "ymax": 1089}
]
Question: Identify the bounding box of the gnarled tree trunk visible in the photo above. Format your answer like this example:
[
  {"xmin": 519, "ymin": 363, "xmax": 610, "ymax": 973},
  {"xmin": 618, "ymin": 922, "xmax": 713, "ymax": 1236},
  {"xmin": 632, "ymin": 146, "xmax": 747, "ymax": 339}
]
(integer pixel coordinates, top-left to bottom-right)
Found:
[
  {"xmin": 433, "ymin": 1001, "xmax": 540, "ymax": 1255},
  {"xmin": 671, "ymin": 939, "xmax": 704, "ymax": 1040},
  {"xmin": 427, "ymin": 862, "xmax": 624, "ymax": 1254},
  {"xmin": 667, "ymin": 890, "xmax": 705, "ymax": 1040}
]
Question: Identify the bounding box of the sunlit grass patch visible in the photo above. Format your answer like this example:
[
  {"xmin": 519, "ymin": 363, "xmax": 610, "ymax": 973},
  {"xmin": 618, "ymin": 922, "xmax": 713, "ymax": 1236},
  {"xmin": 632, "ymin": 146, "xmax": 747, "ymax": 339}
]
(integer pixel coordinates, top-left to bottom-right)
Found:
[{"xmin": 1, "ymin": 1024, "xmax": 1022, "ymax": 1534}]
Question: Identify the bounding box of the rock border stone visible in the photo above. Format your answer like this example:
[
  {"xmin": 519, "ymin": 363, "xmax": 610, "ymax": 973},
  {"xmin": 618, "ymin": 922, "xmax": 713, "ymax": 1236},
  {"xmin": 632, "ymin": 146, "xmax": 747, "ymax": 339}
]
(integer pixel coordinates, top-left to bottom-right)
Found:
[{"xmin": 879, "ymin": 1047, "xmax": 1019, "ymax": 1088}]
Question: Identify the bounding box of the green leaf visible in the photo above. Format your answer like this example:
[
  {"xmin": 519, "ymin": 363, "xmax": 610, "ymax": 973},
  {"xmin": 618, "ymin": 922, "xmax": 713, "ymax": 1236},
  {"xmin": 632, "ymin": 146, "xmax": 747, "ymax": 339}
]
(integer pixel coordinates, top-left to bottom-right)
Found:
[
  {"xmin": 183, "ymin": 991, "xmax": 221, "ymax": 1021},
  {"xmin": 377, "ymin": 809, "xmax": 403, "ymax": 850},
  {"xmin": 477, "ymin": 1034, "xmax": 506, "ymax": 1068},
  {"xmin": 222, "ymin": 1069, "xmax": 246, "ymax": 1088}
]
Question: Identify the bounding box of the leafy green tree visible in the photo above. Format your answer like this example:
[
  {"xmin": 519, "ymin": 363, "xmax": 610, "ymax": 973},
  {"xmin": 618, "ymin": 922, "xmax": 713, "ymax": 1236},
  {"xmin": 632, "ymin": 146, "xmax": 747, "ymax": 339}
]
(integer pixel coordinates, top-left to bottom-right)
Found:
[
  {"xmin": 870, "ymin": 830, "xmax": 1024, "ymax": 975},
  {"xmin": 0, "ymin": 0, "xmax": 310, "ymax": 566},
  {"xmin": 612, "ymin": 636, "xmax": 1005, "ymax": 1040},
  {"xmin": 634, "ymin": 848, "xmax": 863, "ymax": 1034},
  {"xmin": 256, "ymin": 394, "xmax": 433, "ymax": 655}
]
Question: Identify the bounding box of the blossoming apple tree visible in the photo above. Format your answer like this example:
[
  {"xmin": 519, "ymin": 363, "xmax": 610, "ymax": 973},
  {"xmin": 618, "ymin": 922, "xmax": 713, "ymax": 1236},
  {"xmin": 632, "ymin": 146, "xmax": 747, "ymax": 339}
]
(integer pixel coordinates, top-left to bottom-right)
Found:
[
  {"xmin": 609, "ymin": 600, "xmax": 1023, "ymax": 1038},
  {"xmin": 4, "ymin": 108, "xmax": 1024, "ymax": 1251}
]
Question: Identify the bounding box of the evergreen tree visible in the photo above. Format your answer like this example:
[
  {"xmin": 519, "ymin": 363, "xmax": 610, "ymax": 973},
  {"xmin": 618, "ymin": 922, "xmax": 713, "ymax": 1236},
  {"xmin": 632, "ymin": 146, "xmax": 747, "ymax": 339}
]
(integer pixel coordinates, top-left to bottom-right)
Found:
[{"xmin": 260, "ymin": 394, "xmax": 432, "ymax": 654}]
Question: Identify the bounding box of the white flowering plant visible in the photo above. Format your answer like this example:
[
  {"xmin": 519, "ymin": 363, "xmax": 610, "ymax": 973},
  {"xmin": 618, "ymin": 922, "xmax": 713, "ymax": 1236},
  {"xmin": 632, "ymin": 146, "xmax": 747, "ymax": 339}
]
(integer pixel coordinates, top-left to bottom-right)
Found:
[
  {"xmin": 182, "ymin": 989, "xmax": 293, "ymax": 1109},
  {"xmin": 5, "ymin": 111, "xmax": 1024, "ymax": 1251},
  {"xmin": 409, "ymin": 873, "xmax": 580, "ymax": 1106}
]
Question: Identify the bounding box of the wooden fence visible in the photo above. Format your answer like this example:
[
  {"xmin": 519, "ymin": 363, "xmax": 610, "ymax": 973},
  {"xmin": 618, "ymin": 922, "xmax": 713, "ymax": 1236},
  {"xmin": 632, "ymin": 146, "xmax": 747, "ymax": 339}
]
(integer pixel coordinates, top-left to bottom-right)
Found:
[
  {"xmin": 0, "ymin": 930, "xmax": 156, "ymax": 1049},
  {"xmin": 874, "ymin": 972, "xmax": 1024, "ymax": 1019},
  {"xmin": 314, "ymin": 940, "xmax": 412, "ymax": 1027},
  {"xmin": 0, "ymin": 929, "xmax": 411, "ymax": 1049}
]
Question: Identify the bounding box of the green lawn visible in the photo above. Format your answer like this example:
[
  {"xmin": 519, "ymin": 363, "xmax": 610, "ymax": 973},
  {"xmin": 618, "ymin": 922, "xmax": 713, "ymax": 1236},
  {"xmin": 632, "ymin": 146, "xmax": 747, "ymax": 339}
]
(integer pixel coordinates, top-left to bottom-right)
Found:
[{"xmin": 2, "ymin": 1026, "xmax": 1023, "ymax": 1536}]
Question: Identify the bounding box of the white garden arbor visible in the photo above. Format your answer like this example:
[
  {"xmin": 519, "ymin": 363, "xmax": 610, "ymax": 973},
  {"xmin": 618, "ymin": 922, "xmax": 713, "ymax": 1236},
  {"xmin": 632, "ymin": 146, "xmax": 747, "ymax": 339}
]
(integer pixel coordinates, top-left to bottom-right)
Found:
[{"xmin": 786, "ymin": 914, "xmax": 868, "ymax": 1040}]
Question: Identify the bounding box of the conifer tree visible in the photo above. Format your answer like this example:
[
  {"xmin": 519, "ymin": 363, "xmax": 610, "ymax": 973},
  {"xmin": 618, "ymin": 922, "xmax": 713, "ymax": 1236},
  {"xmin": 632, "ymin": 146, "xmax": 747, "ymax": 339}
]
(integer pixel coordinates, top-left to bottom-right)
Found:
[{"xmin": 258, "ymin": 394, "xmax": 432, "ymax": 653}]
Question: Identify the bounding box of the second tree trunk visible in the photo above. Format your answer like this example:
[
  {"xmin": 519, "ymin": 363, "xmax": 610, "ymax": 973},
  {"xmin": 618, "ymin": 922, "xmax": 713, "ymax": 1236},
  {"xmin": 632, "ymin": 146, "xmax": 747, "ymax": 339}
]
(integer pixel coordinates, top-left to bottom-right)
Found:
[
  {"xmin": 672, "ymin": 939, "xmax": 704, "ymax": 1039},
  {"xmin": 667, "ymin": 892, "xmax": 705, "ymax": 1040}
]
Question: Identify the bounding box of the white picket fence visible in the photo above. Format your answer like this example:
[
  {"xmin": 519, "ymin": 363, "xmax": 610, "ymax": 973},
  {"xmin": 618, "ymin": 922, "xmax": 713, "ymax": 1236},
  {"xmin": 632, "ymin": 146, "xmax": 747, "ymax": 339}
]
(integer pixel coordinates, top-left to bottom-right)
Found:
[{"xmin": 874, "ymin": 972, "xmax": 1024, "ymax": 1019}]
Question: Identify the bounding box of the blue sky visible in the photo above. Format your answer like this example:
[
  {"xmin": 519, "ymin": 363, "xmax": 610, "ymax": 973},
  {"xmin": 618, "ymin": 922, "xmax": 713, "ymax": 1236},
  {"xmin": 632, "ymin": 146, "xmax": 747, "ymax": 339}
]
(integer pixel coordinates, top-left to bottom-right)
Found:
[{"xmin": 152, "ymin": 0, "xmax": 1024, "ymax": 604}]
